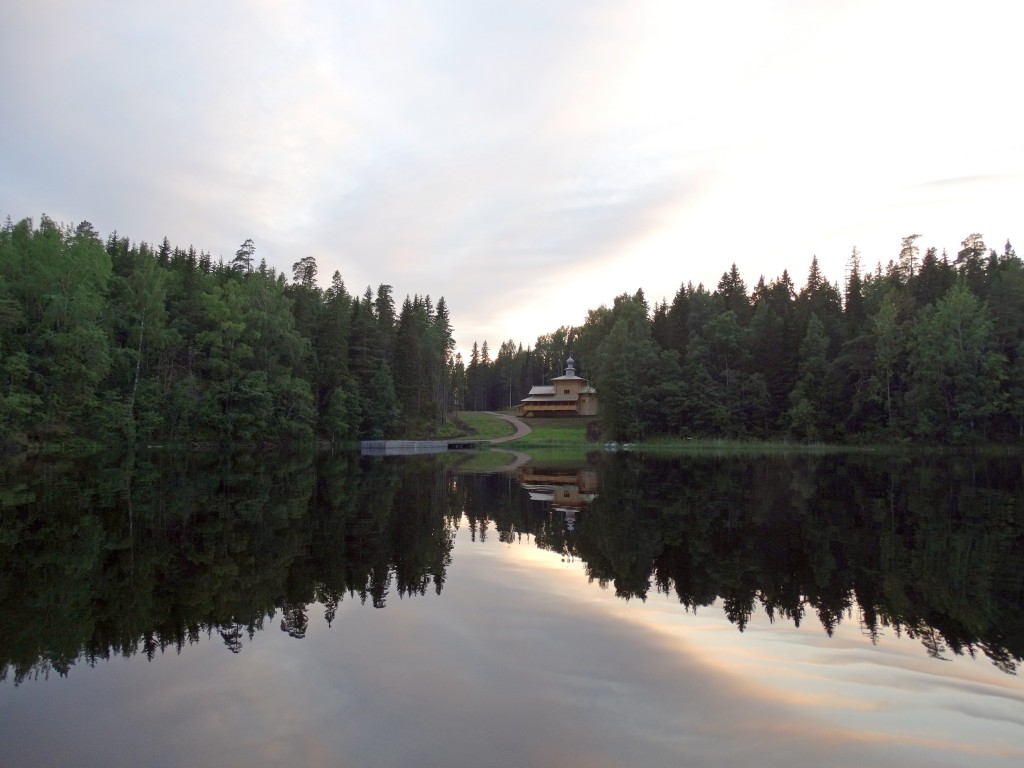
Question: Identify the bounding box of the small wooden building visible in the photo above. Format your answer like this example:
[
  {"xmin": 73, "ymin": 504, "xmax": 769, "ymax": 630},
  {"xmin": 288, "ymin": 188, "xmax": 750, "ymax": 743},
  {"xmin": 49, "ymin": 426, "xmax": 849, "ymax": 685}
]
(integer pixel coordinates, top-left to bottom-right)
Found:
[{"xmin": 516, "ymin": 356, "xmax": 598, "ymax": 417}]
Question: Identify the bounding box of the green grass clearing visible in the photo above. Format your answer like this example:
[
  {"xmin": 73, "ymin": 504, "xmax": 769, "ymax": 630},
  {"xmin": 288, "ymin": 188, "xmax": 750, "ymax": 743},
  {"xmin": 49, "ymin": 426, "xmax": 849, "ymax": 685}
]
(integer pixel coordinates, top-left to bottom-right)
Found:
[
  {"xmin": 451, "ymin": 411, "xmax": 516, "ymax": 440},
  {"xmin": 512, "ymin": 416, "xmax": 593, "ymax": 448},
  {"xmin": 508, "ymin": 416, "xmax": 597, "ymax": 461},
  {"xmin": 449, "ymin": 412, "xmax": 599, "ymax": 465}
]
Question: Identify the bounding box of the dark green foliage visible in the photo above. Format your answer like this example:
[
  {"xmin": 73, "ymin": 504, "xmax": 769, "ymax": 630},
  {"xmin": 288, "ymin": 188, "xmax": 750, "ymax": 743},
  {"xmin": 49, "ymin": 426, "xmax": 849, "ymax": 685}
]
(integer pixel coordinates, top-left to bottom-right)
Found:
[
  {"xmin": 788, "ymin": 313, "xmax": 829, "ymax": 439},
  {"xmin": 520, "ymin": 236, "xmax": 1023, "ymax": 444},
  {"xmin": 0, "ymin": 217, "xmax": 112, "ymax": 442},
  {"xmin": 5, "ymin": 452, "xmax": 1018, "ymax": 680},
  {"xmin": 575, "ymin": 452, "xmax": 1024, "ymax": 671},
  {"xmin": 594, "ymin": 318, "xmax": 649, "ymax": 441},
  {"xmin": 0, "ymin": 451, "xmax": 456, "ymax": 679},
  {"xmin": 0, "ymin": 215, "xmax": 459, "ymax": 446},
  {"xmin": 904, "ymin": 282, "xmax": 1005, "ymax": 440},
  {"xmin": 715, "ymin": 263, "xmax": 752, "ymax": 324}
]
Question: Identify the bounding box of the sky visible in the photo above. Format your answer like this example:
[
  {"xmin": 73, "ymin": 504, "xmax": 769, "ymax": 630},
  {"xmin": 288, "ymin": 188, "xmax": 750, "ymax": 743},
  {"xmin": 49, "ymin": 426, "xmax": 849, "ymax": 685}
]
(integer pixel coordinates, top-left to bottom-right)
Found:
[{"xmin": 2, "ymin": 1, "xmax": 1022, "ymax": 357}]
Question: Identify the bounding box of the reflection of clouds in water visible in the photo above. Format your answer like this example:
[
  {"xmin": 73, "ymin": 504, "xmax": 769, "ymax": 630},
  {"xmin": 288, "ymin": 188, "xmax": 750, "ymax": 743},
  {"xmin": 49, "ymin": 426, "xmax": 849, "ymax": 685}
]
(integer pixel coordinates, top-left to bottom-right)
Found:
[
  {"xmin": 496, "ymin": 533, "xmax": 1024, "ymax": 766},
  {"xmin": 3, "ymin": 515, "xmax": 1023, "ymax": 768},
  {"xmin": 642, "ymin": 601, "xmax": 1024, "ymax": 764}
]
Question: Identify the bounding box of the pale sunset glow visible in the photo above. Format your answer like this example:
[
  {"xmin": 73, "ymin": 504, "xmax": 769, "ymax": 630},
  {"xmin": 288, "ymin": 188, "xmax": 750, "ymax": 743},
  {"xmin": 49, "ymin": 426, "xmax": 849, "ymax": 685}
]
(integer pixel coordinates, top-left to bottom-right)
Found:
[{"xmin": 487, "ymin": 521, "xmax": 1024, "ymax": 763}]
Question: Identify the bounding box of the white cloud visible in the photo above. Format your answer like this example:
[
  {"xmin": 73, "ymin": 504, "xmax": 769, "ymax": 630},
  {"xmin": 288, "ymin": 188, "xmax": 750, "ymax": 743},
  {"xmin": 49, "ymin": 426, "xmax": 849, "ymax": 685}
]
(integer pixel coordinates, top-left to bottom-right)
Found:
[{"xmin": 2, "ymin": 0, "xmax": 1022, "ymax": 353}]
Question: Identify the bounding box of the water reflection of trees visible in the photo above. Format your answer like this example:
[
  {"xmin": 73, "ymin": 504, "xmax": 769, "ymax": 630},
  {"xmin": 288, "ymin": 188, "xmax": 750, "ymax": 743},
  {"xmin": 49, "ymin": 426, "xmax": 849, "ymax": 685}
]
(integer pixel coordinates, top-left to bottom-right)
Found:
[
  {"xmin": 1, "ymin": 451, "xmax": 1021, "ymax": 682},
  {"xmin": 571, "ymin": 454, "xmax": 1024, "ymax": 675},
  {"xmin": 441, "ymin": 454, "xmax": 1023, "ymax": 675},
  {"xmin": 0, "ymin": 452, "xmax": 455, "ymax": 683}
]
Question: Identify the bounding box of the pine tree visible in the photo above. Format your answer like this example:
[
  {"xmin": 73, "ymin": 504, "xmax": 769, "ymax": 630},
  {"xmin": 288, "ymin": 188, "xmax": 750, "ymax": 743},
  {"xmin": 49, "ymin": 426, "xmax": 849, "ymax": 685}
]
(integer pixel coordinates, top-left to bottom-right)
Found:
[{"xmin": 232, "ymin": 238, "xmax": 255, "ymax": 273}]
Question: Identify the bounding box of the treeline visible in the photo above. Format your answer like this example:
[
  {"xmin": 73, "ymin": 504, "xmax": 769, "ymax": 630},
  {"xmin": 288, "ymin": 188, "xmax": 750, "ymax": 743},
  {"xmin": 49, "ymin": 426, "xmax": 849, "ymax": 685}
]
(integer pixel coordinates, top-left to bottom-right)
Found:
[
  {"xmin": 460, "ymin": 337, "xmax": 570, "ymax": 411},
  {"xmin": 470, "ymin": 233, "xmax": 1022, "ymax": 443},
  {"xmin": 0, "ymin": 215, "xmax": 458, "ymax": 445}
]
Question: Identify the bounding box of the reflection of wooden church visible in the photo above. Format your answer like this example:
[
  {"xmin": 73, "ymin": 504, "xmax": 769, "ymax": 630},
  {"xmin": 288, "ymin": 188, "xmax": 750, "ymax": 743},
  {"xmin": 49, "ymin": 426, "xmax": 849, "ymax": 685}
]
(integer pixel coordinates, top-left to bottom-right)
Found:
[
  {"xmin": 516, "ymin": 356, "xmax": 598, "ymax": 418},
  {"xmin": 516, "ymin": 467, "xmax": 598, "ymax": 527},
  {"xmin": 517, "ymin": 468, "xmax": 598, "ymax": 507}
]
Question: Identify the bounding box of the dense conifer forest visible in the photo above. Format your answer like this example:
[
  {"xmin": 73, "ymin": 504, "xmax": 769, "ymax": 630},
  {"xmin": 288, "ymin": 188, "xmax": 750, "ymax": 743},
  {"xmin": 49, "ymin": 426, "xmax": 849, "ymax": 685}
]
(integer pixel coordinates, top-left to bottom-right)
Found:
[
  {"xmin": 465, "ymin": 233, "xmax": 1024, "ymax": 444},
  {"xmin": 2, "ymin": 215, "xmax": 1020, "ymax": 446},
  {"xmin": 0, "ymin": 215, "xmax": 456, "ymax": 446}
]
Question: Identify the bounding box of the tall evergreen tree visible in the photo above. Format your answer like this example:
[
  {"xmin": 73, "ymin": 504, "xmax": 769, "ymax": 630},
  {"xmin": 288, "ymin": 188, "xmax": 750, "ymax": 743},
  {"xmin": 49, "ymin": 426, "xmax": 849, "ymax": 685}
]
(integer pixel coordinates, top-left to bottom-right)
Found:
[
  {"xmin": 715, "ymin": 263, "xmax": 751, "ymax": 324},
  {"xmin": 788, "ymin": 313, "xmax": 829, "ymax": 439},
  {"xmin": 955, "ymin": 233, "xmax": 988, "ymax": 296},
  {"xmin": 232, "ymin": 238, "xmax": 255, "ymax": 273},
  {"xmin": 905, "ymin": 282, "xmax": 1005, "ymax": 440}
]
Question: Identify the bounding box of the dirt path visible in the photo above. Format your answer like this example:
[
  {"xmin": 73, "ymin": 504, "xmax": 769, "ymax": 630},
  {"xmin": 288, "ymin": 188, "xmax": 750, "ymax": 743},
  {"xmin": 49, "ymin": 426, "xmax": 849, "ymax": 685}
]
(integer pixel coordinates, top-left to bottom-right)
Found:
[{"xmin": 483, "ymin": 411, "xmax": 532, "ymax": 443}]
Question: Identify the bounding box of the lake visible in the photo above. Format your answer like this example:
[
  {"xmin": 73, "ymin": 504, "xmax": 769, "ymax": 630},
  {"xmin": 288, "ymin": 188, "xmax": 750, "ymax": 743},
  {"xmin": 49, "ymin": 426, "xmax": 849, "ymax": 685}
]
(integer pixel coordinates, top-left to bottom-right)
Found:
[{"xmin": 1, "ymin": 449, "xmax": 1023, "ymax": 767}]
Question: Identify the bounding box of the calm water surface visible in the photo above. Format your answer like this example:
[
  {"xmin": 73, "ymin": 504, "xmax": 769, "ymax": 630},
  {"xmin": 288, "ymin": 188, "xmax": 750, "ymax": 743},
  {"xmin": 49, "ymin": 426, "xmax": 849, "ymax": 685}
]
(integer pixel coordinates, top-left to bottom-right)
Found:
[{"xmin": 1, "ymin": 450, "xmax": 1022, "ymax": 767}]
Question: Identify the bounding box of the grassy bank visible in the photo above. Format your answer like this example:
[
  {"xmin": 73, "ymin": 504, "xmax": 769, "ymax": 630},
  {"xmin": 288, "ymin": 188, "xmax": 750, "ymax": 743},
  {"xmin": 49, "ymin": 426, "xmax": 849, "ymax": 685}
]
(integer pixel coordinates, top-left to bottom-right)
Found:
[
  {"xmin": 628, "ymin": 436, "xmax": 1024, "ymax": 455},
  {"xmin": 449, "ymin": 412, "xmax": 596, "ymax": 465},
  {"xmin": 489, "ymin": 412, "xmax": 595, "ymax": 462},
  {"xmin": 635, "ymin": 437, "xmax": 884, "ymax": 455},
  {"xmin": 457, "ymin": 415, "xmax": 868, "ymax": 455},
  {"xmin": 512, "ymin": 416, "xmax": 592, "ymax": 448},
  {"xmin": 451, "ymin": 411, "xmax": 516, "ymax": 440},
  {"xmin": 449, "ymin": 411, "xmax": 984, "ymax": 461}
]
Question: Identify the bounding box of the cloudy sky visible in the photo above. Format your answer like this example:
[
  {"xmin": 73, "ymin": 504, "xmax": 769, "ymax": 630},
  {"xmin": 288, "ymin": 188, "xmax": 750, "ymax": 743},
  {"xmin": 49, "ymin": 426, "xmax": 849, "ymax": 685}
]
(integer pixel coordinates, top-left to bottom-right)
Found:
[{"xmin": 2, "ymin": 1, "xmax": 1022, "ymax": 355}]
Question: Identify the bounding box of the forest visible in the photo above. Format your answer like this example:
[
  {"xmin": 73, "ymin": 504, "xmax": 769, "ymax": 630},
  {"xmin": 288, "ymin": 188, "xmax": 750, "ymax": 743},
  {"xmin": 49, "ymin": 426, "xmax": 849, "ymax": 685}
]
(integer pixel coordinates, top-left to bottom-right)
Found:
[
  {"xmin": 0, "ymin": 215, "xmax": 456, "ymax": 446},
  {"xmin": 2, "ymin": 215, "xmax": 1021, "ymax": 446},
  {"xmin": 465, "ymin": 233, "xmax": 1024, "ymax": 443}
]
